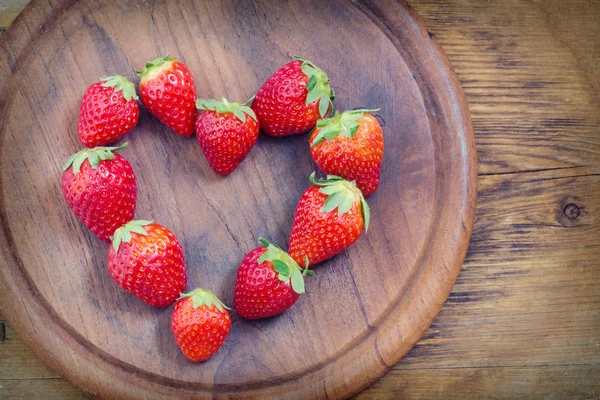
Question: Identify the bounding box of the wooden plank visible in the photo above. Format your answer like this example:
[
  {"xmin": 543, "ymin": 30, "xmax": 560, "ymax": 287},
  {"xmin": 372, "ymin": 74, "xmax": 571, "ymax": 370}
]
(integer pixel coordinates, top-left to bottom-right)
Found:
[
  {"xmin": 0, "ymin": 0, "xmax": 28, "ymax": 30},
  {"xmin": 357, "ymin": 365, "xmax": 600, "ymax": 399},
  {"xmin": 412, "ymin": 0, "xmax": 600, "ymax": 175},
  {"xmin": 0, "ymin": 378, "xmax": 88, "ymax": 400},
  {"xmin": 0, "ymin": 314, "xmax": 61, "ymax": 379},
  {"xmin": 398, "ymin": 168, "xmax": 600, "ymax": 370}
]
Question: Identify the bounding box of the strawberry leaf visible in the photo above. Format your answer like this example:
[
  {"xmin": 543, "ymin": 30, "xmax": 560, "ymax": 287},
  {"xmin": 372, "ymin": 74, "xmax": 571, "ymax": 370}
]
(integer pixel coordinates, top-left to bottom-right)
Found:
[
  {"xmin": 320, "ymin": 190, "xmax": 345, "ymax": 213},
  {"xmin": 306, "ymin": 75, "xmax": 317, "ymax": 91},
  {"xmin": 337, "ymin": 194, "xmax": 355, "ymax": 217},
  {"xmin": 110, "ymin": 220, "xmax": 153, "ymax": 251},
  {"xmin": 310, "ymin": 109, "xmax": 380, "ymax": 146},
  {"xmin": 290, "ymin": 267, "xmax": 305, "ymax": 294},
  {"xmin": 196, "ymin": 97, "xmax": 257, "ymax": 123},
  {"xmin": 63, "ymin": 142, "xmax": 128, "ymax": 174},
  {"xmin": 180, "ymin": 288, "xmax": 230, "ymax": 311},
  {"xmin": 294, "ymin": 56, "xmax": 334, "ymax": 118},
  {"xmin": 272, "ymin": 260, "xmax": 290, "ymax": 277},
  {"xmin": 136, "ymin": 55, "xmax": 176, "ymax": 78},
  {"xmin": 361, "ymin": 195, "xmax": 371, "ymax": 232},
  {"xmin": 318, "ymin": 94, "xmax": 330, "ymax": 120},
  {"xmin": 308, "ymin": 173, "xmax": 369, "ymax": 232},
  {"xmin": 254, "ymin": 238, "xmax": 308, "ymax": 294},
  {"xmin": 100, "ymin": 75, "xmax": 139, "ymax": 101},
  {"xmin": 305, "ymin": 86, "xmax": 322, "ymax": 105}
]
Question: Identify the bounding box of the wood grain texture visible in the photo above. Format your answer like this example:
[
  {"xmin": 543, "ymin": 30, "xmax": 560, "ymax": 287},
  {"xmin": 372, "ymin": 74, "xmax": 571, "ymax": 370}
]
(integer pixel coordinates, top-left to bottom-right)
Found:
[
  {"xmin": 2, "ymin": 0, "xmax": 600, "ymax": 399},
  {"xmin": 0, "ymin": 0, "xmax": 475, "ymax": 399}
]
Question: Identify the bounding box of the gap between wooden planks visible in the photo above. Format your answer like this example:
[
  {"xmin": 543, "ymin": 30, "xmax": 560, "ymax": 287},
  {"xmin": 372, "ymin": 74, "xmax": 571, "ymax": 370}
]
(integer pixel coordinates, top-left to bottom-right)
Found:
[{"xmin": 1, "ymin": 0, "xmax": 600, "ymax": 399}]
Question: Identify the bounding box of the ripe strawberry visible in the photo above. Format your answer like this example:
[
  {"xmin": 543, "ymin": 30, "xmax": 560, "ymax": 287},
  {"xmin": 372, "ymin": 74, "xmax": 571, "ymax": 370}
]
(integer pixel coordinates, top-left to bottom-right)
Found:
[
  {"xmin": 62, "ymin": 143, "xmax": 136, "ymax": 243},
  {"xmin": 195, "ymin": 98, "xmax": 259, "ymax": 175},
  {"xmin": 108, "ymin": 220, "xmax": 186, "ymax": 307},
  {"xmin": 78, "ymin": 75, "xmax": 140, "ymax": 147},
  {"xmin": 288, "ymin": 174, "xmax": 370, "ymax": 266},
  {"xmin": 171, "ymin": 288, "xmax": 231, "ymax": 362},
  {"xmin": 234, "ymin": 238, "xmax": 313, "ymax": 320},
  {"xmin": 309, "ymin": 109, "xmax": 384, "ymax": 197},
  {"xmin": 251, "ymin": 56, "xmax": 334, "ymax": 137},
  {"xmin": 137, "ymin": 55, "xmax": 197, "ymax": 137}
]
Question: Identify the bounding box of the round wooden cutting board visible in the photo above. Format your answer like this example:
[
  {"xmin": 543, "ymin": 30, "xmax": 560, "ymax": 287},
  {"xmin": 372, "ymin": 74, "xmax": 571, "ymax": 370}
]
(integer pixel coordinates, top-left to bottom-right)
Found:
[{"xmin": 0, "ymin": 0, "xmax": 476, "ymax": 398}]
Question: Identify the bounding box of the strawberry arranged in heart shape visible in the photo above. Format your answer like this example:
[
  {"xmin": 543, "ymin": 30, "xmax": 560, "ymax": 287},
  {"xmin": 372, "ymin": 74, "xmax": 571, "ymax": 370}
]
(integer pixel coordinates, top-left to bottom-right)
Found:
[
  {"xmin": 61, "ymin": 143, "xmax": 136, "ymax": 243},
  {"xmin": 195, "ymin": 97, "xmax": 259, "ymax": 175},
  {"xmin": 234, "ymin": 238, "xmax": 313, "ymax": 319},
  {"xmin": 252, "ymin": 56, "xmax": 334, "ymax": 137},
  {"xmin": 108, "ymin": 220, "xmax": 187, "ymax": 307},
  {"xmin": 309, "ymin": 109, "xmax": 384, "ymax": 197},
  {"xmin": 137, "ymin": 55, "xmax": 197, "ymax": 137},
  {"xmin": 288, "ymin": 173, "xmax": 370, "ymax": 266},
  {"xmin": 171, "ymin": 288, "xmax": 231, "ymax": 362},
  {"xmin": 78, "ymin": 75, "xmax": 140, "ymax": 148}
]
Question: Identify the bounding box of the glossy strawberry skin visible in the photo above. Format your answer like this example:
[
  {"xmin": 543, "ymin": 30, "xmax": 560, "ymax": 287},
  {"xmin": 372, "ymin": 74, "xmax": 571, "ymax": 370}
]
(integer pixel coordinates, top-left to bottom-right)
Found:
[
  {"xmin": 139, "ymin": 61, "xmax": 197, "ymax": 137},
  {"xmin": 171, "ymin": 297, "xmax": 231, "ymax": 362},
  {"xmin": 251, "ymin": 60, "xmax": 320, "ymax": 137},
  {"xmin": 234, "ymin": 246, "xmax": 300, "ymax": 319},
  {"xmin": 107, "ymin": 224, "xmax": 186, "ymax": 307},
  {"xmin": 288, "ymin": 187, "xmax": 364, "ymax": 266},
  {"xmin": 78, "ymin": 82, "xmax": 139, "ymax": 147},
  {"xmin": 196, "ymin": 110, "xmax": 259, "ymax": 175},
  {"xmin": 61, "ymin": 154, "xmax": 136, "ymax": 242},
  {"xmin": 310, "ymin": 114, "xmax": 384, "ymax": 197}
]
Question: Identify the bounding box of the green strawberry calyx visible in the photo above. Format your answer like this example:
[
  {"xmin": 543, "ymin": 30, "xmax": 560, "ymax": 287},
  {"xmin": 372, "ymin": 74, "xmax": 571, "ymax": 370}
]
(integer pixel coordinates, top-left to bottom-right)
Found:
[
  {"xmin": 100, "ymin": 75, "xmax": 139, "ymax": 101},
  {"xmin": 110, "ymin": 220, "xmax": 153, "ymax": 251},
  {"xmin": 258, "ymin": 238, "xmax": 313, "ymax": 295},
  {"xmin": 309, "ymin": 172, "xmax": 370, "ymax": 232},
  {"xmin": 196, "ymin": 97, "xmax": 257, "ymax": 123},
  {"xmin": 62, "ymin": 142, "xmax": 128, "ymax": 175},
  {"xmin": 178, "ymin": 288, "xmax": 230, "ymax": 312},
  {"xmin": 136, "ymin": 55, "xmax": 176, "ymax": 81},
  {"xmin": 311, "ymin": 108, "xmax": 380, "ymax": 146},
  {"xmin": 293, "ymin": 56, "xmax": 335, "ymax": 118}
]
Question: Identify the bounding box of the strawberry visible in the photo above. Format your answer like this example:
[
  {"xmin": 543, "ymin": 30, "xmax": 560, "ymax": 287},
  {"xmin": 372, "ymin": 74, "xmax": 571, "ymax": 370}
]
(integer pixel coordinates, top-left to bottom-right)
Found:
[
  {"xmin": 288, "ymin": 174, "xmax": 370, "ymax": 266},
  {"xmin": 171, "ymin": 288, "xmax": 231, "ymax": 362},
  {"xmin": 309, "ymin": 109, "xmax": 384, "ymax": 197},
  {"xmin": 108, "ymin": 220, "xmax": 186, "ymax": 307},
  {"xmin": 234, "ymin": 238, "xmax": 313, "ymax": 320},
  {"xmin": 251, "ymin": 56, "xmax": 334, "ymax": 137},
  {"xmin": 195, "ymin": 98, "xmax": 259, "ymax": 175},
  {"xmin": 137, "ymin": 55, "xmax": 197, "ymax": 137},
  {"xmin": 78, "ymin": 75, "xmax": 140, "ymax": 147},
  {"xmin": 62, "ymin": 143, "xmax": 136, "ymax": 243}
]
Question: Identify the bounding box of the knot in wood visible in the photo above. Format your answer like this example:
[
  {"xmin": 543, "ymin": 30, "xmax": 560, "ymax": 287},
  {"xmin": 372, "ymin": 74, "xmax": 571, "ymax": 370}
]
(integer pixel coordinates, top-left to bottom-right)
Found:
[{"xmin": 563, "ymin": 203, "xmax": 580, "ymax": 220}]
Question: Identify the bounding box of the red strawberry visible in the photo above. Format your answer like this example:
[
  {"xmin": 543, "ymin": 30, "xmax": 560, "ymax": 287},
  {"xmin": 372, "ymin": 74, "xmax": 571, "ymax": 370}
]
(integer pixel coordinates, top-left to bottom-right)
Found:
[
  {"xmin": 171, "ymin": 288, "xmax": 231, "ymax": 362},
  {"xmin": 137, "ymin": 55, "xmax": 197, "ymax": 137},
  {"xmin": 251, "ymin": 56, "xmax": 334, "ymax": 137},
  {"xmin": 62, "ymin": 143, "xmax": 136, "ymax": 243},
  {"xmin": 309, "ymin": 109, "xmax": 384, "ymax": 197},
  {"xmin": 108, "ymin": 220, "xmax": 186, "ymax": 307},
  {"xmin": 78, "ymin": 75, "xmax": 140, "ymax": 147},
  {"xmin": 195, "ymin": 98, "xmax": 259, "ymax": 175},
  {"xmin": 234, "ymin": 238, "xmax": 313, "ymax": 320},
  {"xmin": 288, "ymin": 174, "xmax": 370, "ymax": 266}
]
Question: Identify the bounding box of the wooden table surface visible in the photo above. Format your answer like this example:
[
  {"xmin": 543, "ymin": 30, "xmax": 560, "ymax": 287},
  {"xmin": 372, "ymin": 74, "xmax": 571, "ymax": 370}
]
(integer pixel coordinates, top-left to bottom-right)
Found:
[{"xmin": 1, "ymin": 0, "xmax": 599, "ymax": 398}]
